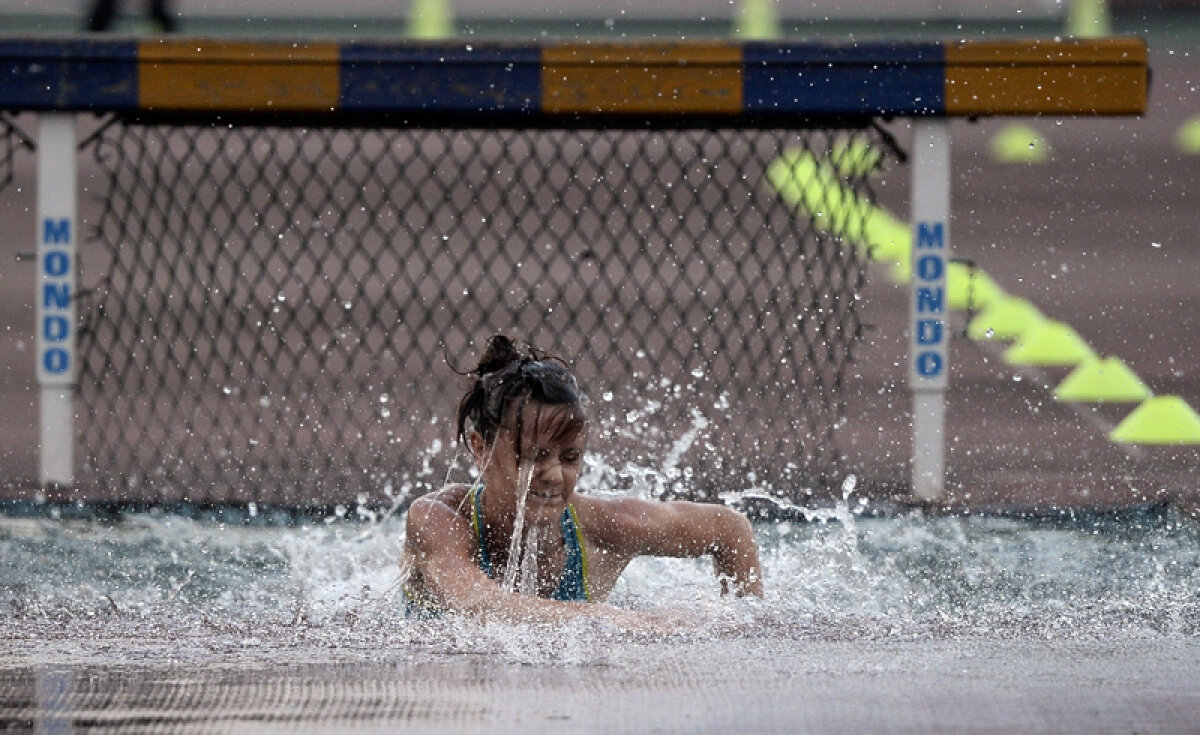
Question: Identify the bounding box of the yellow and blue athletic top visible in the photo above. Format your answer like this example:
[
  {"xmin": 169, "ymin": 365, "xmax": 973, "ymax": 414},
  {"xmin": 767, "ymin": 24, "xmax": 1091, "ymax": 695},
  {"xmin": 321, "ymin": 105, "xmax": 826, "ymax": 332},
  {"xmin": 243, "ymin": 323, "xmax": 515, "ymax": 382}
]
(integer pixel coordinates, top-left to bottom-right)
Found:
[
  {"xmin": 404, "ymin": 485, "xmax": 591, "ymax": 616},
  {"xmin": 470, "ymin": 485, "xmax": 591, "ymax": 603}
]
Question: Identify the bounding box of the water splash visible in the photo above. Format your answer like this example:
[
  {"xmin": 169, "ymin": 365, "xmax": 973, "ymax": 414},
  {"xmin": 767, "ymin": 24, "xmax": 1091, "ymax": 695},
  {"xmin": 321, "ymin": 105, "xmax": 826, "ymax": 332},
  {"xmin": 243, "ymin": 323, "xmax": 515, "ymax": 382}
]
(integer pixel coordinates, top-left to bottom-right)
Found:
[
  {"xmin": 3, "ymin": 503, "xmax": 1199, "ymax": 667},
  {"xmin": 500, "ymin": 459, "xmax": 535, "ymax": 593},
  {"xmin": 583, "ymin": 407, "xmax": 711, "ymax": 501},
  {"xmin": 516, "ymin": 525, "xmax": 544, "ymax": 597},
  {"xmin": 718, "ymin": 474, "xmax": 861, "ymax": 524},
  {"xmin": 5, "ymin": 386, "xmax": 1200, "ymax": 668},
  {"xmin": 658, "ymin": 408, "xmax": 709, "ymax": 495}
]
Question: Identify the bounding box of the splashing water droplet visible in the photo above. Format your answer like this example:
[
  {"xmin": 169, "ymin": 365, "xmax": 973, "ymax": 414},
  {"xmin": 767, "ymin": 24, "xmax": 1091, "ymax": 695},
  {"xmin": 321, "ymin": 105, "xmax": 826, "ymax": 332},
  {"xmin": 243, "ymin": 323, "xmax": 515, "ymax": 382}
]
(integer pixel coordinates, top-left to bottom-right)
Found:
[
  {"xmin": 501, "ymin": 460, "xmax": 537, "ymax": 592},
  {"xmin": 841, "ymin": 474, "xmax": 857, "ymax": 500}
]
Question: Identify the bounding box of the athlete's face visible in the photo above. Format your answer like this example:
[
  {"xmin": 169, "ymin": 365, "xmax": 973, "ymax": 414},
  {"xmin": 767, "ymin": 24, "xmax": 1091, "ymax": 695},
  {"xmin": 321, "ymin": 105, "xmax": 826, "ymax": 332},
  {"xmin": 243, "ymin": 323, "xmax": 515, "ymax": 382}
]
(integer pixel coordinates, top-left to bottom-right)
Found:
[{"xmin": 471, "ymin": 401, "xmax": 587, "ymax": 525}]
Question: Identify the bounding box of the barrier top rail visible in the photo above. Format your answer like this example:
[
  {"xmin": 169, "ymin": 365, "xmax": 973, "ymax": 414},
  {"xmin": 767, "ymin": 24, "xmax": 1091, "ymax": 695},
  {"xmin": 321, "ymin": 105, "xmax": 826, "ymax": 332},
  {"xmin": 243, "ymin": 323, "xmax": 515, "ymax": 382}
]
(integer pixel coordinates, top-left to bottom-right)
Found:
[{"xmin": 0, "ymin": 37, "xmax": 1147, "ymax": 121}]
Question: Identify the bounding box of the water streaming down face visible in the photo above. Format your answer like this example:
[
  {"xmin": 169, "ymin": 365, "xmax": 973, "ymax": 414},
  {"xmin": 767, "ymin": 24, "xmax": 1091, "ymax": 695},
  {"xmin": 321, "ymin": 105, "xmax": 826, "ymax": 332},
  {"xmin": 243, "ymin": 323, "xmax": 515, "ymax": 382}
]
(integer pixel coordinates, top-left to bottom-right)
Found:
[
  {"xmin": 516, "ymin": 526, "xmax": 545, "ymax": 598},
  {"xmin": 500, "ymin": 459, "xmax": 538, "ymax": 594}
]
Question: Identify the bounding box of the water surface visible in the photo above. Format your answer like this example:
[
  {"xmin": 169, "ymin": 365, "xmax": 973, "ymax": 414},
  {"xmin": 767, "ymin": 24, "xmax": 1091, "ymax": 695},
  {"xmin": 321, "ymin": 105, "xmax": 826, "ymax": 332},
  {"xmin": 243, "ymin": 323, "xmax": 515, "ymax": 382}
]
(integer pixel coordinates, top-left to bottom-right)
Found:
[{"xmin": 2, "ymin": 500, "xmax": 1197, "ymax": 665}]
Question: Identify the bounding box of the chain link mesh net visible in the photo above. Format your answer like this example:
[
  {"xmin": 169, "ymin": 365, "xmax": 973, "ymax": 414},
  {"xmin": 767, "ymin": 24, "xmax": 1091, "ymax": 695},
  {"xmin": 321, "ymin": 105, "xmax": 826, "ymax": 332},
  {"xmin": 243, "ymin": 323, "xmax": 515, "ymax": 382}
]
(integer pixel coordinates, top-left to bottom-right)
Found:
[
  {"xmin": 0, "ymin": 113, "xmax": 33, "ymax": 195},
  {"xmin": 73, "ymin": 116, "xmax": 889, "ymax": 508}
]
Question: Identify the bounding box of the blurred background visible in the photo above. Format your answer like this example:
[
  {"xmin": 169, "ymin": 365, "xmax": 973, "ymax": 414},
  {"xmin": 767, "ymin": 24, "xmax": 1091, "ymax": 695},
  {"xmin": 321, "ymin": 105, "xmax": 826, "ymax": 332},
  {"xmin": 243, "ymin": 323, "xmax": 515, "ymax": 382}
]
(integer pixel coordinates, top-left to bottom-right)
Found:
[
  {"xmin": 0, "ymin": 0, "xmax": 1195, "ymax": 39},
  {"xmin": 1, "ymin": 0, "xmax": 1198, "ymax": 510}
]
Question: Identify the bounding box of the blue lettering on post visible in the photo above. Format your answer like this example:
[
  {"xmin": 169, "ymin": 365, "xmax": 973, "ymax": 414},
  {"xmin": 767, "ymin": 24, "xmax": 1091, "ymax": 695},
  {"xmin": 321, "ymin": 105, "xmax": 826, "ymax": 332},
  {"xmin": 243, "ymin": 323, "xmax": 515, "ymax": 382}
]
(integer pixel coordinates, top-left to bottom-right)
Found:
[
  {"xmin": 916, "ymin": 287, "xmax": 944, "ymax": 314},
  {"xmin": 44, "ymin": 349, "xmax": 69, "ymax": 374},
  {"xmin": 916, "ymin": 254, "xmax": 944, "ymax": 281},
  {"xmin": 44, "ymin": 250, "xmax": 70, "ymax": 276},
  {"xmin": 916, "ymin": 352, "xmax": 943, "ymax": 378},
  {"xmin": 43, "ymin": 283, "xmax": 71, "ymax": 309},
  {"xmin": 916, "ymin": 318, "xmax": 943, "ymax": 345},
  {"xmin": 43, "ymin": 218, "xmax": 71, "ymax": 245},
  {"xmin": 911, "ymin": 220, "xmax": 947, "ymax": 387},
  {"xmin": 43, "ymin": 316, "xmax": 70, "ymax": 342},
  {"xmin": 916, "ymin": 222, "xmax": 944, "ymax": 250},
  {"xmin": 39, "ymin": 222, "xmax": 74, "ymax": 384}
]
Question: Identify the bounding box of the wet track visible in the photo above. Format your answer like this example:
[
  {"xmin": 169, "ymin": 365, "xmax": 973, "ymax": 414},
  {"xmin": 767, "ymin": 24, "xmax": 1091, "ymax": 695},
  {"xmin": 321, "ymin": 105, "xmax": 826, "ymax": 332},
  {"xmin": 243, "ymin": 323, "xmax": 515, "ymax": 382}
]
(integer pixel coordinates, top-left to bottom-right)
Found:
[{"xmin": 4, "ymin": 639, "xmax": 1199, "ymax": 734}]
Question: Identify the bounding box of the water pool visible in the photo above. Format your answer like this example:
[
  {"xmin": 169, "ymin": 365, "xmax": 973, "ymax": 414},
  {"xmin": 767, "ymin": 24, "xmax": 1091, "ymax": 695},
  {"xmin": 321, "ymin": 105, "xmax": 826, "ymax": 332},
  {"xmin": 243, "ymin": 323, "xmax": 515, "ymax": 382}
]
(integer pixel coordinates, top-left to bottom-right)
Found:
[{"xmin": 2, "ymin": 502, "xmax": 1198, "ymax": 732}]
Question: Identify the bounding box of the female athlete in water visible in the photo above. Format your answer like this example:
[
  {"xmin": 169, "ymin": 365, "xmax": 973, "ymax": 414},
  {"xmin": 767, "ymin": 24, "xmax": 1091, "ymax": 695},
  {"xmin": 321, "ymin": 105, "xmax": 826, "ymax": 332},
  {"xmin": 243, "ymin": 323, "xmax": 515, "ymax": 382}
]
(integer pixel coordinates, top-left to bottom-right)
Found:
[{"xmin": 401, "ymin": 335, "xmax": 762, "ymax": 624}]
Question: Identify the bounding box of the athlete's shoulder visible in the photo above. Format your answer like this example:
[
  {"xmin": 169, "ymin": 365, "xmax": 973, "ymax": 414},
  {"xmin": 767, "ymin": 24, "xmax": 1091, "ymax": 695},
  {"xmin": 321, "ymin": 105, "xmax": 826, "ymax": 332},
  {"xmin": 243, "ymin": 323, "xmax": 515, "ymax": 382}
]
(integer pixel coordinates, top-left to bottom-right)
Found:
[
  {"xmin": 405, "ymin": 484, "xmax": 476, "ymax": 554},
  {"xmin": 408, "ymin": 484, "xmax": 474, "ymax": 526},
  {"xmin": 414, "ymin": 483, "xmax": 472, "ymax": 507}
]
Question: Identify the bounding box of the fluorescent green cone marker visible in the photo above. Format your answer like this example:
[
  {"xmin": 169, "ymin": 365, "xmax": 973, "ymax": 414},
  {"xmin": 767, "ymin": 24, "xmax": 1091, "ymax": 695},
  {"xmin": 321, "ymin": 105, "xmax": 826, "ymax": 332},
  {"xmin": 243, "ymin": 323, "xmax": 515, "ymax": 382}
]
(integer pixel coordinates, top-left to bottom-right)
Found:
[
  {"xmin": 967, "ymin": 296, "xmax": 1043, "ymax": 341},
  {"xmin": 1053, "ymin": 356, "xmax": 1152, "ymax": 403},
  {"xmin": 1176, "ymin": 115, "xmax": 1200, "ymax": 155},
  {"xmin": 768, "ymin": 146, "xmax": 905, "ymax": 262},
  {"xmin": 862, "ymin": 212, "xmax": 910, "ymax": 264},
  {"xmin": 1003, "ymin": 319, "xmax": 1096, "ymax": 366},
  {"xmin": 735, "ymin": 0, "xmax": 781, "ymax": 40},
  {"xmin": 830, "ymin": 137, "xmax": 883, "ymax": 179},
  {"xmin": 767, "ymin": 150, "xmax": 865, "ymax": 242},
  {"xmin": 888, "ymin": 256, "xmax": 911, "ymax": 284},
  {"xmin": 990, "ymin": 123, "xmax": 1050, "ymax": 164},
  {"xmin": 947, "ymin": 263, "xmax": 1003, "ymax": 311},
  {"xmin": 409, "ymin": 0, "xmax": 454, "ymax": 39},
  {"xmin": 1109, "ymin": 395, "xmax": 1200, "ymax": 444},
  {"xmin": 765, "ymin": 152, "xmax": 806, "ymax": 209},
  {"xmin": 766, "ymin": 149, "xmax": 822, "ymax": 210},
  {"xmin": 1066, "ymin": 0, "xmax": 1111, "ymax": 38}
]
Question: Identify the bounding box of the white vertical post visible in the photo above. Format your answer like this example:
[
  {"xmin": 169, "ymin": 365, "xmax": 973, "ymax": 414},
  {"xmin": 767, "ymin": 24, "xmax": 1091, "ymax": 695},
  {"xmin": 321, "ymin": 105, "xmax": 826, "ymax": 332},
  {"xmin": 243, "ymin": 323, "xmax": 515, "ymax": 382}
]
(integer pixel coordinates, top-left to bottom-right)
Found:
[
  {"xmin": 36, "ymin": 114, "xmax": 77, "ymax": 490},
  {"xmin": 909, "ymin": 120, "xmax": 951, "ymax": 501}
]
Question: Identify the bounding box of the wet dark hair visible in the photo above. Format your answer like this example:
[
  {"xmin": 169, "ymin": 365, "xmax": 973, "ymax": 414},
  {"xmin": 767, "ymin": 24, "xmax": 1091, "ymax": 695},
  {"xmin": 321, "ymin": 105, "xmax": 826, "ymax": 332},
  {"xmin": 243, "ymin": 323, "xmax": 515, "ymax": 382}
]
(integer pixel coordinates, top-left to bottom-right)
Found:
[{"xmin": 455, "ymin": 335, "xmax": 589, "ymax": 458}]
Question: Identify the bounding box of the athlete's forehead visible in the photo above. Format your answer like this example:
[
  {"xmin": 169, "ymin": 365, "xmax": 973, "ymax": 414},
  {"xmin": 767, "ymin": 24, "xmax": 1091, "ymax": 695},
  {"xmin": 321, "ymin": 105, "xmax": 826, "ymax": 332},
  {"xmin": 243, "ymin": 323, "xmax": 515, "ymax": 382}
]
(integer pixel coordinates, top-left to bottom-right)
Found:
[{"xmin": 508, "ymin": 400, "xmax": 588, "ymax": 449}]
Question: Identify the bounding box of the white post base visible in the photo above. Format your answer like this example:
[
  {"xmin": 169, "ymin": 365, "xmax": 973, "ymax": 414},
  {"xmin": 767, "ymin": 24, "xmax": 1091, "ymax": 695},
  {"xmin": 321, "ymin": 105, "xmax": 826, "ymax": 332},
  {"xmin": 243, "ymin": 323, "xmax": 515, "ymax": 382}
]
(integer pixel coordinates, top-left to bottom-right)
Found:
[
  {"xmin": 912, "ymin": 391, "xmax": 946, "ymax": 501},
  {"xmin": 39, "ymin": 387, "xmax": 74, "ymax": 489}
]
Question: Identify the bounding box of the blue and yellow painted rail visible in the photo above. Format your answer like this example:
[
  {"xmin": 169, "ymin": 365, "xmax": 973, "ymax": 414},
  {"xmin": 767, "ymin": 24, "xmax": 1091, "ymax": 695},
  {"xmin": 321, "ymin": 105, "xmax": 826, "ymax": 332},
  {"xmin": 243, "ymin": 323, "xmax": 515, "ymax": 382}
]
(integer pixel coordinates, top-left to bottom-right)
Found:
[{"xmin": 0, "ymin": 37, "xmax": 1147, "ymax": 119}]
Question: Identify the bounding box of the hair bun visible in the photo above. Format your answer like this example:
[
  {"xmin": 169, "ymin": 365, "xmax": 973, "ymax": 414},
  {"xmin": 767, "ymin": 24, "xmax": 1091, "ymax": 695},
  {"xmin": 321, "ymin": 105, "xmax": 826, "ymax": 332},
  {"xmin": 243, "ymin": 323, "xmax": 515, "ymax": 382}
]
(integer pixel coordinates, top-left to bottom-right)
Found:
[{"xmin": 473, "ymin": 334, "xmax": 523, "ymax": 376}]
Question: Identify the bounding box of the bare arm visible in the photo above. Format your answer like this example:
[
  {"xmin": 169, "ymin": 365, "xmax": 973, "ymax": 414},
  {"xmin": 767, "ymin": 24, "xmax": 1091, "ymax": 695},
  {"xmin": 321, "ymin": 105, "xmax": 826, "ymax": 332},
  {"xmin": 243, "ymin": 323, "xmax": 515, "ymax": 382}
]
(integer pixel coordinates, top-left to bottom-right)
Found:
[
  {"xmin": 404, "ymin": 493, "xmax": 659, "ymax": 626},
  {"xmin": 590, "ymin": 498, "xmax": 763, "ymax": 597}
]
